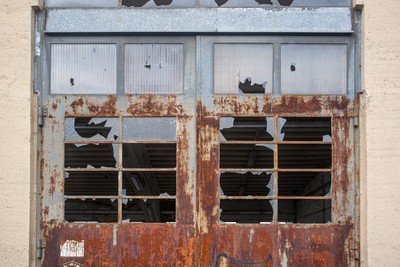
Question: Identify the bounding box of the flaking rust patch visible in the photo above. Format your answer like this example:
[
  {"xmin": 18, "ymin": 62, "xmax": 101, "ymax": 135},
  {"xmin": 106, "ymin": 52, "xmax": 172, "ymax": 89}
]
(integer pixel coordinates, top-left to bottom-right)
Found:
[{"xmin": 60, "ymin": 240, "xmax": 84, "ymax": 257}]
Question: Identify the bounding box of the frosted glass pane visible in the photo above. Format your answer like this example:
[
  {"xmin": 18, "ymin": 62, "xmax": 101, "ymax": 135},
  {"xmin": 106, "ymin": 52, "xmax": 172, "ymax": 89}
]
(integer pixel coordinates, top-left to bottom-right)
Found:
[
  {"xmin": 65, "ymin": 117, "xmax": 119, "ymax": 141},
  {"xmin": 214, "ymin": 44, "xmax": 273, "ymax": 94},
  {"xmin": 51, "ymin": 44, "xmax": 116, "ymax": 94},
  {"xmin": 281, "ymin": 44, "xmax": 347, "ymax": 95},
  {"xmin": 123, "ymin": 117, "xmax": 176, "ymax": 140},
  {"xmin": 124, "ymin": 44, "xmax": 183, "ymax": 94}
]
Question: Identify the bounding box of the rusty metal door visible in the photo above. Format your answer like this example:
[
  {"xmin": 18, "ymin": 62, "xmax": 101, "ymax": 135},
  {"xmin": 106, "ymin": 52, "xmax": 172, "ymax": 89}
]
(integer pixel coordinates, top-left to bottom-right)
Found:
[
  {"xmin": 195, "ymin": 36, "xmax": 359, "ymax": 267},
  {"xmin": 39, "ymin": 36, "xmax": 358, "ymax": 266}
]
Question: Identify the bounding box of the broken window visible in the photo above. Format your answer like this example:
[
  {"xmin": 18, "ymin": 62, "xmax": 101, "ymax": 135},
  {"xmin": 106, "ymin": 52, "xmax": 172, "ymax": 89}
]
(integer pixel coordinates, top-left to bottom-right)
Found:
[
  {"xmin": 219, "ymin": 117, "xmax": 332, "ymax": 224},
  {"xmin": 124, "ymin": 44, "xmax": 184, "ymax": 94},
  {"xmin": 214, "ymin": 44, "xmax": 273, "ymax": 94},
  {"xmin": 64, "ymin": 117, "xmax": 177, "ymax": 223},
  {"xmin": 50, "ymin": 44, "xmax": 117, "ymax": 94}
]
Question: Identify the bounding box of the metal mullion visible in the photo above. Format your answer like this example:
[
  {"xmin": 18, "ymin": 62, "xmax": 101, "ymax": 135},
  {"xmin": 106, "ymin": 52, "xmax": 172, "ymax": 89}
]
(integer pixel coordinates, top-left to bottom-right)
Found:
[
  {"xmin": 220, "ymin": 141, "xmax": 274, "ymax": 145},
  {"xmin": 123, "ymin": 196, "xmax": 176, "ymax": 200},
  {"xmin": 220, "ymin": 141, "xmax": 331, "ymax": 145},
  {"xmin": 118, "ymin": 116, "xmax": 123, "ymax": 223},
  {"xmin": 64, "ymin": 195, "xmax": 118, "ymax": 199},
  {"xmin": 220, "ymin": 196, "xmax": 274, "ymax": 200},
  {"xmin": 64, "ymin": 140, "xmax": 118, "ymax": 144},
  {"xmin": 277, "ymin": 196, "xmax": 332, "ymax": 200},
  {"xmin": 277, "ymin": 141, "xmax": 332, "ymax": 145},
  {"xmin": 273, "ymin": 115, "xmax": 279, "ymax": 223},
  {"xmin": 65, "ymin": 168, "xmax": 118, "ymax": 172},
  {"xmin": 122, "ymin": 140, "xmax": 177, "ymax": 144},
  {"xmin": 219, "ymin": 168, "xmax": 274, "ymax": 173},
  {"xmin": 122, "ymin": 168, "xmax": 176, "ymax": 172},
  {"xmin": 278, "ymin": 168, "xmax": 332, "ymax": 173}
]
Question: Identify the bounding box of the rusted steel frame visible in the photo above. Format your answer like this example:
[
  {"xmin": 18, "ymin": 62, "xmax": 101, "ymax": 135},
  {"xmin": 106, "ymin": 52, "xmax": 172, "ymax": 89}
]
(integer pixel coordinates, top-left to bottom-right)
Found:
[
  {"xmin": 213, "ymin": 95, "xmax": 356, "ymax": 117},
  {"xmin": 64, "ymin": 195, "xmax": 118, "ymax": 199},
  {"xmin": 220, "ymin": 168, "xmax": 274, "ymax": 173},
  {"xmin": 64, "ymin": 140, "xmax": 177, "ymax": 144},
  {"xmin": 277, "ymin": 196, "xmax": 332, "ymax": 200},
  {"xmin": 117, "ymin": 116, "xmax": 123, "ymax": 223},
  {"xmin": 273, "ymin": 115, "xmax": 279, "ymax": 223},
  {"xmin": 220, "ymin": 196, "xmax": 275, "ymax": 200},
  {"xmin": 221, "ymin": 140, "xmax": 332, "ymax": 145},
  {"xmin": 278, "ymin": 168, "xmax": 332, "ymax": 172},
  {"xmin": 122, "ymin": 195, "xmax": 176, "ymax": 199},
  {"xmin": 122, "ymin": 168, "xmax": 176, "ymax": 172},
  {"xmin": 65, "ymin": 168, "xmax": 176, "ymax": 172},
  {"xmin": 64, "ymin": 168, "xmax": 117, "ymax": 172},
  {"xmin": 219, "ymin": 196, "xmax": 331, "ymax": 200}
]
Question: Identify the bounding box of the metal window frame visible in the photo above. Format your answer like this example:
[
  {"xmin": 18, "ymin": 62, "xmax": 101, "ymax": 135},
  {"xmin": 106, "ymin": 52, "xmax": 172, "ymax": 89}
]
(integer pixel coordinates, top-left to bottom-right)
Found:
[
  {"xmin": 198, "ymin": 35, "xmax": 355, "ymax": 98},
  {"xmin": 42, "ymin": 36, "xmax": 196, "ymax": 97}
]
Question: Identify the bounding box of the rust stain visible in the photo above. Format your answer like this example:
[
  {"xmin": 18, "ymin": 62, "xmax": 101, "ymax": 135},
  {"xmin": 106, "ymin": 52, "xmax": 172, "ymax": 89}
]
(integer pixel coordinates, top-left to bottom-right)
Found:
[
  {"xmin": 126, "ymin": 95, "xmax": 181, "ymax": 116},
  {"xmin": 70, "ymin": 98, "xmax": 84, "ymax": 114},
  {"xmin": 42, "ymin": 95, "xmax": 357, "ymax": 266}
]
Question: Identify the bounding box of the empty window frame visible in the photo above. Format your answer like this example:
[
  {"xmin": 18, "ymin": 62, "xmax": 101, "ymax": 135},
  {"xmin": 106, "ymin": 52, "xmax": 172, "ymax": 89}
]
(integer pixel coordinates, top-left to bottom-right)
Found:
[
  {"xmin": 208, "ymin": 36, "xmax": 354, "ymax": 96},
  {"xmin": 219, "ymin": 116, "xmax": 332, "ymax": 224},
  {"xmin": 64, "ymin": 117, "xmax": 177, "ymax": 223}
]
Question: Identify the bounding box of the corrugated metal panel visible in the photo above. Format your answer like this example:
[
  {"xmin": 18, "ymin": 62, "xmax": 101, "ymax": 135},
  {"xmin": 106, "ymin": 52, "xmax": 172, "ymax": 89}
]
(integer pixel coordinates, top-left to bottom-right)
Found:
[
  {"xmin": 124, "ymin": 44, "xmax": 183, "ymax": 94},
  {"xmin": 214, "ymin": 44, "xmax": 273, "ymax": 94},
  {"xmin": 281, "ymin": 44, "xmax": 347, "ymax": 95},
  {"xmin": 45, "ymin": 0, "xmax": 118, "ymax": 8},
  {"xmin": 51, "ymin": 44, "xmax": 117, "ymax": 94},
  {"xmin": 122, "ymin": 117, "xmax": 176, "ymax": 140}
]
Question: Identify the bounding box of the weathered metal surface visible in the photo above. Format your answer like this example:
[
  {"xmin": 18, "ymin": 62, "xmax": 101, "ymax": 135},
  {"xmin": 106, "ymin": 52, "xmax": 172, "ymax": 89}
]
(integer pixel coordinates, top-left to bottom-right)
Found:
[
  {"xmin": 45, "ymin": 8, "xmax": 353, "ymax": 33},
  {"xmin": 41, "ymin": 94, "xmax": 357, "ymax": 266}
]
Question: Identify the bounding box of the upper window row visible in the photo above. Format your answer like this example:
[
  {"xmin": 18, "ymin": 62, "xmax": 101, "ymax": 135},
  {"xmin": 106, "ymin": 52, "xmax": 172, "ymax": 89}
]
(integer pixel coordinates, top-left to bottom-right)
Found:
[{"xmin": 50, "ymin": 43, "xmax": 347, "ymax": 95}]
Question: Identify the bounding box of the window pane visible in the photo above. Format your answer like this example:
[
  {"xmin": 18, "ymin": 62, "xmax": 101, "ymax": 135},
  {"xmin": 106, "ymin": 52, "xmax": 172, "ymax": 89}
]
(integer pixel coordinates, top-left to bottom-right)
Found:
[
  {"xmin": 124, "ymin": 44, "xmax": 183, "ymax": 94},
  {"xmin": 220, "ymin": 200, "xmax": 273, "ymax": 224},
  {"xmin": 65, "ymin": 143, "xmax": 118, "ymax": 169},
  {"xmin": 220, "ymin": 171, "xmax": 273, "ymax": 196},
  {"xmin": 281, "ymin": 44, "xmax": 347, "ymax": 94},
  {"xmin": 220, "ymin": 144, "xmax": 274, "ymax": 169},
  {"xmin": 214, "ymin": 44, "xmax": 273, "ymax": 94},
  {"xmin": 122, "ymin": 117, "xmax": 176, "ymax": 141},
  {"xmin": 220, "ymin": 117, "xmax": 274, "ymax": 141},
  {"xmin": 278, "ymin": 200, "xmax": 331, "ymax": 223},
  {"xmin": 278, "ymin": 117, "xmax": 331, "ymax": 141},
  {"xmin": 123, "ymin": 143, "xmax": 176, "ymax": 168},
  {"xmin": 123, "ymin": 171, "xmax": 176, "ymax": 196},
  {"xmin": 65, "ymin": 199, "xmax": 118, "ymax": 223},
  {"xmin": 278, "ymin": 144, "xmax": 331, "ymax": 169},
  {"xmin": 51, "ymin": 44, "xmax": 116, "ymax": 94},
  {"xmin": 65, "ymin": 172, "xmax": 118, "ymax": 196},
  {"xmin": 122, "ymin": 199, "xmax": 175, "ymax": 223},
  {"xmin": 65, "ymin": 117, "xmax": 119, "ymax": 141},
  {"xmin": 278, "ymin": 172, "xmax": 331, "ymax": 196}
]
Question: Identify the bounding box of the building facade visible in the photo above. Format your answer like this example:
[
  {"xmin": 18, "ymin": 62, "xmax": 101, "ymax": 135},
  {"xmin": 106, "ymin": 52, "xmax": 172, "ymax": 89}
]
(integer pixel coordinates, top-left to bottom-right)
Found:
[{"xmin": 0, "ymin": 0, "xmax": 399, "ymax": 266}]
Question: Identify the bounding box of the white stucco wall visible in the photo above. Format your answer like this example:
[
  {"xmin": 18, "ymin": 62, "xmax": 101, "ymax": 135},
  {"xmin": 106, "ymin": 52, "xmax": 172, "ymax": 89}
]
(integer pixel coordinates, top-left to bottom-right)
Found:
[
  {"xmin": 0, "ymin": 1, "xmax": 400, "ymax": 266},
  {"xmin": 0, "ymin": 1, "xmax": 37, "ymax": 266},
  {"xmin": 360, "ymin": 0, "xmax": 400, "ymax": 265}
]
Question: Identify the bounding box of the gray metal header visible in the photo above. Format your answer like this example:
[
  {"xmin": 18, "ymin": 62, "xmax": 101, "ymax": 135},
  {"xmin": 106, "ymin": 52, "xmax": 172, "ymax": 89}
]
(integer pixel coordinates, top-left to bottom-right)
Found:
[{"xmin": 45, "ymin": 7, "xmax": 353, "ymax": 33}]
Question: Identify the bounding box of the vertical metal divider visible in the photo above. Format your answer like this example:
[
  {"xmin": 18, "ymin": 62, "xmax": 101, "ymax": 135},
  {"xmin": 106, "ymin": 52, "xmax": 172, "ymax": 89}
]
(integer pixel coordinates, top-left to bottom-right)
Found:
[
  {"xmin": 273, "ymin": 115, "xmax": 279, "ymax": 223},
  {"xmin": 118, "ymin": 115, "xmax": 123, "ymax": 223}
]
